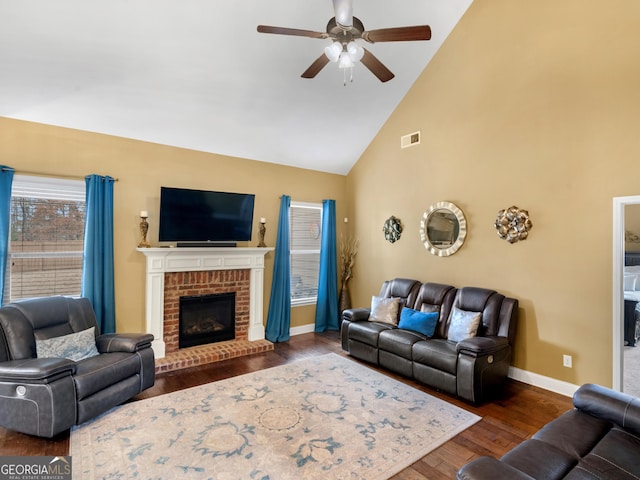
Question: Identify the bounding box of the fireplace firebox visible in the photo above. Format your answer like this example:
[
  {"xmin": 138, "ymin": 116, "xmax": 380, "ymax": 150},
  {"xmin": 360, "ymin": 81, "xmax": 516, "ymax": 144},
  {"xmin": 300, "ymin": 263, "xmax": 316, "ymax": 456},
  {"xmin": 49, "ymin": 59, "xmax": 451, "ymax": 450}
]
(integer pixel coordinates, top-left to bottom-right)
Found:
[{"xmin": 179, "ymin": 292, "xmax": 235, "ymax": 349}]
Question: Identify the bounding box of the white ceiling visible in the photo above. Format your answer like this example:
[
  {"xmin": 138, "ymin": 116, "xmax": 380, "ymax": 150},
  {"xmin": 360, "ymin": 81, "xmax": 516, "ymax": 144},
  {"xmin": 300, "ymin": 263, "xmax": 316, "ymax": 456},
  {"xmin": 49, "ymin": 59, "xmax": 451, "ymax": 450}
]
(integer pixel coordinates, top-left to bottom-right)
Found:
[{"xmin": 0, "ymin": 0, "xmax": 472, "ymax": 175}]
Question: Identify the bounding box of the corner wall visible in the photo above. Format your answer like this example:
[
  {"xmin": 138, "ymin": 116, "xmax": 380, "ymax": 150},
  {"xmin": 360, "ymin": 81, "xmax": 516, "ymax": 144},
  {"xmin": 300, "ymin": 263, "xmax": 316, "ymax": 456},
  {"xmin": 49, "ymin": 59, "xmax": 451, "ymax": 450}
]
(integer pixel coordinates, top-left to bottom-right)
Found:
[{"xmin": 345, "ymin": 0, "xmax": 640, "ymax": 387}]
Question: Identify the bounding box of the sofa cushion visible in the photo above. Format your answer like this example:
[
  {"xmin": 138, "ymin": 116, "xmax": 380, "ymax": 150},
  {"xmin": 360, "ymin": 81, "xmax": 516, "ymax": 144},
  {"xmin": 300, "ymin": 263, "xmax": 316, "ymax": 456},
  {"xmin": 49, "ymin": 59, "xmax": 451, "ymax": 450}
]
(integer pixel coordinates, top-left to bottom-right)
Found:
[
  {"xmin": 379, "ymin": 278, "xmax": 422, "ymax": 307},
  {"xmin": 36, "ymin": 327, "xmax": 99, "ymax": 362},
  {"xmin": 501, "ymin": 439, "xmax": 577, "ymax": 480},
  {"xmin": 448, "ymin": 307, "xmax": 481, "ymax": 343},
  {"xmin": 572, "ymin": 427, "xmax": 640, "ymax": 479},
  {"xmin": 532, "ymin": 409, "xmax": 612, "ymax": 459},
  {"xmin": 379, "ymin": 328, "xmax": 427, "ymax": 358},
  {"xmin": 370, "ymin": 296, "xmax": 402, "ymax": 325},
  {"xmin": 348, "ymin": 321, "xmax": 394, "ymax": 347},
  {"xmin": 398, "ymin": 308, "xmax": 438, "ymax": 337},
  {"xmin": 412, "ymin": 338, "xmax": 458, "ymax": 375},
  {"xmin": 73, "ymin": 352, "xmax": 142, "ymax": 401}
]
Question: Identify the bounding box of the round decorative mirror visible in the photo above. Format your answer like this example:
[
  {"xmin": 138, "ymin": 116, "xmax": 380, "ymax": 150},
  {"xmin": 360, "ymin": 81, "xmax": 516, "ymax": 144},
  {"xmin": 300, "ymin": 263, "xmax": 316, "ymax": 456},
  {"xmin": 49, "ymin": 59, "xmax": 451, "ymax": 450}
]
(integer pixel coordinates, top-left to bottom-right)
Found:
[{"xmin": 420, "ymin": 201, "xmax": 467, "ymax": 257}]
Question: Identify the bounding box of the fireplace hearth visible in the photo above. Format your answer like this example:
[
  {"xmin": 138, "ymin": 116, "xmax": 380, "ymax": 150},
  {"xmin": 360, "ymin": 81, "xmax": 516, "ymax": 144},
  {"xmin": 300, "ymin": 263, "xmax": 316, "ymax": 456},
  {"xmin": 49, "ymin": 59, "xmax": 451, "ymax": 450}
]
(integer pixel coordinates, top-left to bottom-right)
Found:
[{"xmin": 179, "ymin": 292, "xmax": 235, "ymax": 349}]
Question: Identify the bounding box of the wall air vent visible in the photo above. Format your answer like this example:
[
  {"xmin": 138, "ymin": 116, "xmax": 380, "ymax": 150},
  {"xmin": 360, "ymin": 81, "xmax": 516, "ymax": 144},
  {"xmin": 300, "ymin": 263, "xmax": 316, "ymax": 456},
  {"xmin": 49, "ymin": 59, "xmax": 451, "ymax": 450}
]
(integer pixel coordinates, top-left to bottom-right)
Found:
[{"xmin": 401, "ymin": 131, "xmax": 421, "ymax": 149}]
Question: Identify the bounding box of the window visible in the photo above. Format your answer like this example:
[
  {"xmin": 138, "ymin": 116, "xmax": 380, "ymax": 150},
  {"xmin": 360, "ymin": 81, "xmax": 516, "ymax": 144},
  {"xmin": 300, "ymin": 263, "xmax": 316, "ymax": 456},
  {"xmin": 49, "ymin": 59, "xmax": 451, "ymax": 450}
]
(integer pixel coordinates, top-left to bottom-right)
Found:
[
  {"xmin": 290, "ymin": 201, "xmax": 322, "ymax": 306},
  {"xmin": 5, "ymin": 175, "xmax": 85, "ymax": 303}
]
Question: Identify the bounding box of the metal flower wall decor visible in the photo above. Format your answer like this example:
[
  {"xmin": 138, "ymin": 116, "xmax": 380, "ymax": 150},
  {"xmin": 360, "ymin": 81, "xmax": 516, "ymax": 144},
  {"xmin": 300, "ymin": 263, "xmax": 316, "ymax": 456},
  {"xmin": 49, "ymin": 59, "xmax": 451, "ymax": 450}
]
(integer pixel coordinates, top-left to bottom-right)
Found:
[
  {"xmin": 383, "ymin": 216, "xmax": 403, "ymax": 243},
  {"xmin": 494, "ymin": 206, "xmax": 533, "ymax": 243}
]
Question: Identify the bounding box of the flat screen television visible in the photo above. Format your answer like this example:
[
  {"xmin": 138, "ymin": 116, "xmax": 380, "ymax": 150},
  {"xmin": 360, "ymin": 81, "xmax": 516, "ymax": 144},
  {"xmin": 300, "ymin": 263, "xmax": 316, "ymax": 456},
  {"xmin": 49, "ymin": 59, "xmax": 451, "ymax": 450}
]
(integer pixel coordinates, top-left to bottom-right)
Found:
[{"xmin": 158, "ymin": 186, "xmax": 255, "ymax": 245}]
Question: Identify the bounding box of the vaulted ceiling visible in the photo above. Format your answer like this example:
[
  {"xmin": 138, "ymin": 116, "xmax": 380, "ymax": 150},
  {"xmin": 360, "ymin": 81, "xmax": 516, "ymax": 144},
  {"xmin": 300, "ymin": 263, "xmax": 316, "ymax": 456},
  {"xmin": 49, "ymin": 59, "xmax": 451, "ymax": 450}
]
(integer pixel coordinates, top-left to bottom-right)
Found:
[{"xmin": 0, "ymin": 0, "xmax": 472, "ymax": 175}]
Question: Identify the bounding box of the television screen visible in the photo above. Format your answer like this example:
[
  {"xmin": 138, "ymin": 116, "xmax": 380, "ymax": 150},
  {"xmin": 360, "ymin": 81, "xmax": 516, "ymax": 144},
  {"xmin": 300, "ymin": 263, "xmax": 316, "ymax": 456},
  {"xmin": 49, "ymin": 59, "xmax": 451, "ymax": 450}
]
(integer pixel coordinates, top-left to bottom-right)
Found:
[{"xmin": 158, "ymin": 187, "xmax": 255, "ymax": 243}]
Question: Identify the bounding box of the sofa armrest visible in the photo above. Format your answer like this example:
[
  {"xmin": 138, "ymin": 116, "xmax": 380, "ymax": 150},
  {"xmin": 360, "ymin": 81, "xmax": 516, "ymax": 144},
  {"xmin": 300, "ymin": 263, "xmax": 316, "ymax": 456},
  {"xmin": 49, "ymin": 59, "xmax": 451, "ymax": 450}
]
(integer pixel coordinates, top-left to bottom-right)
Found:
[
  {"xmin": 97, "ymin": 333, "xmax": 154, "ymax": 354},
  {"xmin": 457, "ymin": 456, "xmax": 535, "ymax": 480},
  {"xmin": 0, "ymin": 358, "xmax": 76, "ymax": 383},
  {"xmin": 456, "ymin": 336, "xmax": 509, "ymax": 356},
  {"xmin": 573, "ymin": 383, "xmax": 640, "ymax": 437},
  {"xmin": 342, "ymin": 308, "xmax": 370, "ymax": 323}
]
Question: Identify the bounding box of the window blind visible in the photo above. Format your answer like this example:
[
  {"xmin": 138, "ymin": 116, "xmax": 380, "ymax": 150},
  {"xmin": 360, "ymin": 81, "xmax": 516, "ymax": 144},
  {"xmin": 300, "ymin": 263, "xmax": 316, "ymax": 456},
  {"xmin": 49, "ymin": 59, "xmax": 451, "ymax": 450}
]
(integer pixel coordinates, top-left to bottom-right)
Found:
[
  {"xmin": 290, "ymin": 202, "xmax": 322, "ymax": 305},
  {"xmin": 6, "ymin": 175, "xmax": 86, "ymax": 302}
]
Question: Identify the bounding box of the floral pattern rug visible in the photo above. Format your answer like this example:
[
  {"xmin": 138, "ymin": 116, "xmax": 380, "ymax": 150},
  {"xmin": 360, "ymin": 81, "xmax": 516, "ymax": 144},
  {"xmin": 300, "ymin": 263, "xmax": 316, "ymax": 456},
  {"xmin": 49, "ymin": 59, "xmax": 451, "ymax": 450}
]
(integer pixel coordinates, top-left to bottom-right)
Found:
[{"xmin": 70, "ymin": 353, "xmax": 480, "ymax": 479}]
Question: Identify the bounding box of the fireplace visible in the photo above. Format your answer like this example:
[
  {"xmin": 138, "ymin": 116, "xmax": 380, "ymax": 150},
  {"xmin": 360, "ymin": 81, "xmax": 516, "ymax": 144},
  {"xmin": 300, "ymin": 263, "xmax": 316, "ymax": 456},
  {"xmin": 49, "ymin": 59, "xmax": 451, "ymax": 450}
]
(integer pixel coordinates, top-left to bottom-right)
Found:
[
  {"xmin": 138, "ymin": 247, "xmax": 274, "ymax": 373},
  {"xmin": 179, "ymin": 292, "xmax": 235, "ymax": 348}
]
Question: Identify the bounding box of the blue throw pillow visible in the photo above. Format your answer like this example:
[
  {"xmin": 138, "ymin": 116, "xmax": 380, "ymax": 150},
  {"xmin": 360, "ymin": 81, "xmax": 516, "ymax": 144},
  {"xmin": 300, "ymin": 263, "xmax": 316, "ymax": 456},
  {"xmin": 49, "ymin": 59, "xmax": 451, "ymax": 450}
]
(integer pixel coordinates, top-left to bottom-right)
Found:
[{"xmin": 398, "ymin": 308, "xmax": 439, "ymax": 337}]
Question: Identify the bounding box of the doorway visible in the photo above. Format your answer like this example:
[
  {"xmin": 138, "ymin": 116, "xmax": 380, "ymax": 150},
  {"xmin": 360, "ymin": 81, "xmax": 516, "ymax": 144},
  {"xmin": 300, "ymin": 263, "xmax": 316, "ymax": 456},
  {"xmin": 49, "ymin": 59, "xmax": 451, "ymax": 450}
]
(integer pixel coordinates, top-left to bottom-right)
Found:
[{"xmin": 613, "ymin": 195, "xmax": 640, "ymax": 393}]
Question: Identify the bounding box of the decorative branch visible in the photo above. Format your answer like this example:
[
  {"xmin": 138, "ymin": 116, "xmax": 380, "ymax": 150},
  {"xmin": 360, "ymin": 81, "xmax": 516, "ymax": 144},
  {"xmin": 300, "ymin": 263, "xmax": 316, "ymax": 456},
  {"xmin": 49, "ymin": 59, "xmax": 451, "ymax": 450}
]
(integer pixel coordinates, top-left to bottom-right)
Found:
[{"xmin": 339, "ymin": 234, "xmax": 359, "ymax": 287}]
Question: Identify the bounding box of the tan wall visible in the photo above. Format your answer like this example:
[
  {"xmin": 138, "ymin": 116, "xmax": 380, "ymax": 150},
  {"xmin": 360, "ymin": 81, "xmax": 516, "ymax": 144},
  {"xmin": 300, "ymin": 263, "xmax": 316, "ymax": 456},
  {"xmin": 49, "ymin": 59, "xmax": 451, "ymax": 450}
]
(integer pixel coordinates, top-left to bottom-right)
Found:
[
  {"xmin": 345, "ymin": 0, "xmax": 640, "ymax": 387},
  {"xmin": 0, "ymin": 118, "xmax": 347, "ymax": 332}
]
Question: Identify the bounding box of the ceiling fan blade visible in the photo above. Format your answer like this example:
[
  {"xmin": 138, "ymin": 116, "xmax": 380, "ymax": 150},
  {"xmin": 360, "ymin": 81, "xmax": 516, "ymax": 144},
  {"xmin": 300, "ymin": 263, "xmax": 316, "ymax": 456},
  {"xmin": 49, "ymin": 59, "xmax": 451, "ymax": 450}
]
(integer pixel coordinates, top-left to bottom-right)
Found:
[
  {"xmin": 332, "ymin": 0, "xmax": 353, "ymax": 29},
  {"xmin": 360, "ymin": 48, "xmax": 394, "ymax": 82},
  {"xmin": 301, "ymin": 54, "xmax": 330, "ymax": 79},
  {"xmin": 257, "ymin": 25, "xmax": 327, "ymax": 39},
  {"xmin": 363, "ymin": 25, "xmax": 431, "ymax": 43}
]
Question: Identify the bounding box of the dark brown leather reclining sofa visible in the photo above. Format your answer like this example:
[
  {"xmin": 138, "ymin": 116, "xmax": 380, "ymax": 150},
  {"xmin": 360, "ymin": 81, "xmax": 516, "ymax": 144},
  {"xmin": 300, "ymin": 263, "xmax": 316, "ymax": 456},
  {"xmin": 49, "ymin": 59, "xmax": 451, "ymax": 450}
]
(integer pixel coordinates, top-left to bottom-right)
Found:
[
  {"xmin": 457, "ymin": 383, "xmax": 640, "ymax": 479},
  {"xmin": 341, "ymin": 278, "xmax": 518, "ymax": 403}
]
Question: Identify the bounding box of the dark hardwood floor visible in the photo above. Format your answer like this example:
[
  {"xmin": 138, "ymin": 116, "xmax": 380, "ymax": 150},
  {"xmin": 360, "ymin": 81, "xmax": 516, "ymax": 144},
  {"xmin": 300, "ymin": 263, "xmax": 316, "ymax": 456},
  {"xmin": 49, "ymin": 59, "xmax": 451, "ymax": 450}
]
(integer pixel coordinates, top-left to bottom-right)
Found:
[{"xmin": 0, "ymin": 331, "xmax": 573, "ymax": 478}]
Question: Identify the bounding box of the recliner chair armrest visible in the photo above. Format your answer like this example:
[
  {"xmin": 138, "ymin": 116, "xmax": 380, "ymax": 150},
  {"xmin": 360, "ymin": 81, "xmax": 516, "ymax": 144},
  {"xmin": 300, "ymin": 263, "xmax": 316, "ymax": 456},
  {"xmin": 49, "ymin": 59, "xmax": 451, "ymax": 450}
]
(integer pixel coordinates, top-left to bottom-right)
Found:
[
  {"xmin": 0, "ymin": 358, "xmax": 76, "ymax": 383},
  {"xmin": 97, "ymin": 333, "xmax": 154, "ymax": 353},
  {"xmin": 456, "ymin": 336, "xmax": 509, "ymax": 356},
  {"xmin": 342, "ymin": 308, "xmax": 370, "ymax": 322}
]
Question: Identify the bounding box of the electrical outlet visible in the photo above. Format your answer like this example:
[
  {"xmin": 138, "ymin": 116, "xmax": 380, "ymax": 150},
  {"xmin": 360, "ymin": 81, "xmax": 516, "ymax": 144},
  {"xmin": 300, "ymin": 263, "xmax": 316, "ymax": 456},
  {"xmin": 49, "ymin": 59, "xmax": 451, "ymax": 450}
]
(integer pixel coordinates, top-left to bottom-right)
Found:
[{"xmin": 563, "ymin": 354, "xmax": 572, "ymax": 368}]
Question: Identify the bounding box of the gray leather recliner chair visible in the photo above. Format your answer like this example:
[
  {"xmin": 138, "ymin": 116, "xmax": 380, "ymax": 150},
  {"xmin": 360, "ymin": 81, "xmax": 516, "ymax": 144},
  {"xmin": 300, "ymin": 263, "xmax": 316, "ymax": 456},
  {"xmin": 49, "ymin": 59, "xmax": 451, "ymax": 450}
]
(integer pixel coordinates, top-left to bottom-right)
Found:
[{"xmin": 0, "ymin": 296, "xmax": 155, "ymax": 437}]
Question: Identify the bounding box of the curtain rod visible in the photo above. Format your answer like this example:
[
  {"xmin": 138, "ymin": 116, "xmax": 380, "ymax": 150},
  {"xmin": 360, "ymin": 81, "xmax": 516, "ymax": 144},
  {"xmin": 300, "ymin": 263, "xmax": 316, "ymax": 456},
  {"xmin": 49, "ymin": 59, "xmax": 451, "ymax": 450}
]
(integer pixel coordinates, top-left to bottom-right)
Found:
[{"xmin": 1, "ymin": 167, "xmax": 118, "ymax": 182}]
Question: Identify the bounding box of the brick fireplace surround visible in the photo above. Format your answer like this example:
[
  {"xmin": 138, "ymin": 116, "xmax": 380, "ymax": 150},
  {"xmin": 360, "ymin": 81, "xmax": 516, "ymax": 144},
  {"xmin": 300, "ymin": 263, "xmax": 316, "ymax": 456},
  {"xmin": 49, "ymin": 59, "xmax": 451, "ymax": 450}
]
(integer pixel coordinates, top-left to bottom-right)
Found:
[{"xmin": 137, "ymin": 247, "xmax": 274, "ymax": 374}]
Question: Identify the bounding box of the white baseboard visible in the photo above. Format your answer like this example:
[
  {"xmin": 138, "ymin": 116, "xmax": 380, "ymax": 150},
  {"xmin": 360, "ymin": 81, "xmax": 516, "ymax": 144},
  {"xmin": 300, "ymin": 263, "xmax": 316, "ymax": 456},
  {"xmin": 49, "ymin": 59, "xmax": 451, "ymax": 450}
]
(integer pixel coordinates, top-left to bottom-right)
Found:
[
  {"xmin": 508, "ymin": 366, "xmax": 580, "ymax": 398},
  {"xmin": 290, "ymin": 324, "xmax": 316, "ymax": 337}
]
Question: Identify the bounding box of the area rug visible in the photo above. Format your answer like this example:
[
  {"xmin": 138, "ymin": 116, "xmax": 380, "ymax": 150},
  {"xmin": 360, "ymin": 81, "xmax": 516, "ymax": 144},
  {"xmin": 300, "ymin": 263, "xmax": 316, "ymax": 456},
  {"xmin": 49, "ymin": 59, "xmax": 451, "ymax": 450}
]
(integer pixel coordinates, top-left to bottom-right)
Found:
[{"xmin": 70, "ymin": 353, "xmax": 480, "ymax": 479}]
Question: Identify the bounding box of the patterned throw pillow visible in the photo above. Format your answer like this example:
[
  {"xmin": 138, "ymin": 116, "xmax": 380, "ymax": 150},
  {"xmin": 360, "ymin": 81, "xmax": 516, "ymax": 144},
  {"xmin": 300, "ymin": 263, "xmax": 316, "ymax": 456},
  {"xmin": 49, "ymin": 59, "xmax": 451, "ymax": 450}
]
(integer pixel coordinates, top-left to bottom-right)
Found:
[
  {"xmin": 36, "ymin": 327, "xmax": 100, "ymax": 362},
  {"xmin": 398, "ymin": 308, "xmax": 439, "ymax": 337},
  {"xmin": 447, "ymin": 307, "xmax": 482, "ymax": 343},
  {"xmin": 369, "ymin": 296, "xmax": 402, "ymax": 325}
]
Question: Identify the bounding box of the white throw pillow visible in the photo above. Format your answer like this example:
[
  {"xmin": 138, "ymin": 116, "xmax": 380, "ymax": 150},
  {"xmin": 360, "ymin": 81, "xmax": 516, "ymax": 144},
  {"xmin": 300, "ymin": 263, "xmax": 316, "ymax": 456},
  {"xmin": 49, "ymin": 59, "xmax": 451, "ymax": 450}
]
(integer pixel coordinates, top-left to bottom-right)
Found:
[
  {"xmin": 36, "ymin": 327, "xmax": 100, "ymax": 362},
  {"xmin": 625, "ymin": 274, "xmax": 638, "ymax": 292},
  {"xmin": 369, "ymin": 296, "xmax": 402, "ymax": 325},
  {"xmin": 447, "ymin": 307, "xmax": 482, "ymax": 343}
]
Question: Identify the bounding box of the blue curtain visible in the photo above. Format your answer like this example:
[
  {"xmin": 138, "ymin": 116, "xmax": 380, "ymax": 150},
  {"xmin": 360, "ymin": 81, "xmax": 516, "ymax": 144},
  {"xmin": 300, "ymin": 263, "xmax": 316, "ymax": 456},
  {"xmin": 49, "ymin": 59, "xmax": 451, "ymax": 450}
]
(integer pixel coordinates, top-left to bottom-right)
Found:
[
  {"xmin": 315, "ymin": 199, "xmax": 339, "ymax": 332},
  {"xmin": 265, "ymin": 195, "xmax": 291, "ymax": 342},
  {"xmin": 0, "ymin": 167, "xmax": 14, "ymax": 305},
  {"xmin": 82, "ymin": 175, "xmax": 116, "ymax": 334}
]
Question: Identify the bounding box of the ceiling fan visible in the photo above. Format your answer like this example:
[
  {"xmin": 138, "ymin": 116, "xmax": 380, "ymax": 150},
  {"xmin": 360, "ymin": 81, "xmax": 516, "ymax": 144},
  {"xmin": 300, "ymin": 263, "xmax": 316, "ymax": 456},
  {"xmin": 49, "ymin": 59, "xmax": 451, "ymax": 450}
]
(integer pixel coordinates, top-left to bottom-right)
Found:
[{"xmin": 257, "ymin": 0, "xmax": 431, "ymax": 83}]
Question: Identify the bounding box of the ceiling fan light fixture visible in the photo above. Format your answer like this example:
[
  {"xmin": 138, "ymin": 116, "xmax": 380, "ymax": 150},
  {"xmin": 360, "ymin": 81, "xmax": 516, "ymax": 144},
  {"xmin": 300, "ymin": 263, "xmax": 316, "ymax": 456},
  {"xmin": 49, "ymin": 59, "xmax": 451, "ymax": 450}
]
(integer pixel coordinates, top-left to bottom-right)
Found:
[
  {"xmin": 324, "ymin": 41, "xmax": 342, "ymax": 62},
  {"xmin": 338, "ymin": 51, "xmax": 354, "ymax": 69},
  {"xmin": 347, "ymin": 41, "xmax": 364, "ymax": 62}
]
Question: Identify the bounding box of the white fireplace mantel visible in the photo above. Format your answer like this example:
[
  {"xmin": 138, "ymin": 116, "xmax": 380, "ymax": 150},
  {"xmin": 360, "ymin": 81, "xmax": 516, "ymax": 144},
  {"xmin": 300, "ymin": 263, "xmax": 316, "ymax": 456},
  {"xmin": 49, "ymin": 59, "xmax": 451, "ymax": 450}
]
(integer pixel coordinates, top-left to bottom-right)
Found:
[{"xmin": 137, "ymin": 247, "xmax": 273, "ymax": 358}]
